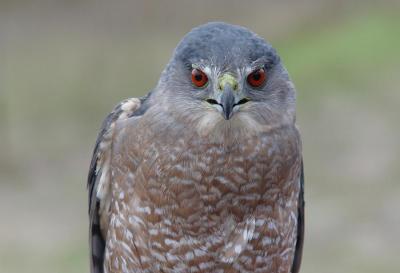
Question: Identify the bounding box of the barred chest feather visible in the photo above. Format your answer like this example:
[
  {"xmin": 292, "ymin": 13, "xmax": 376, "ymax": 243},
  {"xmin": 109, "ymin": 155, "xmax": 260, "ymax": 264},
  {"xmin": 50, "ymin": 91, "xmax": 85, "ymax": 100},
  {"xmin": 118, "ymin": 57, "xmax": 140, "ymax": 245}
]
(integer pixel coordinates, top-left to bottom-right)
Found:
[{"xmin": 104, "ymin": 117, "xmax": 302, "ymax": 273}]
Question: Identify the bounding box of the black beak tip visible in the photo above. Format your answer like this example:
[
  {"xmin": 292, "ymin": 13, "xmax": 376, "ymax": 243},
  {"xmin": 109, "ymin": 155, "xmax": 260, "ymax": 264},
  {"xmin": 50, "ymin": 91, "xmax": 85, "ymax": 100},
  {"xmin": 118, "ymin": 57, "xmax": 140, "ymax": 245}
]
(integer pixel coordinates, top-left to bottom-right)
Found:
[{"xmin": 223, "ymin": 110, "xmax": 233, "ymax": 120}]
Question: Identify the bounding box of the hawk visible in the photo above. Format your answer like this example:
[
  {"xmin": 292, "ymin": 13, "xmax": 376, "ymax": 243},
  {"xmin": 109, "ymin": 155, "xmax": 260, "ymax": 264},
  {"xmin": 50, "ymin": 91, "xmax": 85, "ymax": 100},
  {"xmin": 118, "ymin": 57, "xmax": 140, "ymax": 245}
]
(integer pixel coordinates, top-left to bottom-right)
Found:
[{"xmin": 88, "ymin": 22, "xmax": 304, "ymax": 273}]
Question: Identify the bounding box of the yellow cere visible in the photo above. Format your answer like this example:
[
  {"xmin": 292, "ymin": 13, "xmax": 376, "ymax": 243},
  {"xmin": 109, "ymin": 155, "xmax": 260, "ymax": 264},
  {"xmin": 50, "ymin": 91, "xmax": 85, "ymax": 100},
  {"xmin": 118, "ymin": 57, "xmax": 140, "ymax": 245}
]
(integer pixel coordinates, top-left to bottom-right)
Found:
[{"xmin": 218, "ymin": 73, "xmax": 238, "ymax": 91}]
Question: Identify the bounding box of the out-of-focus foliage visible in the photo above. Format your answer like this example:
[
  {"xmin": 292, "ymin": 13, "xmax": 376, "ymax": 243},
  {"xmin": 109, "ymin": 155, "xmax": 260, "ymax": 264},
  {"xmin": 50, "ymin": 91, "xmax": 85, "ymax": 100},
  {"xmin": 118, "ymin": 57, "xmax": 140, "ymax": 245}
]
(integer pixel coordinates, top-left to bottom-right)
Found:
[{"xmin": 1, "ymin": 1, "xmax": 399, "ymax": 273}]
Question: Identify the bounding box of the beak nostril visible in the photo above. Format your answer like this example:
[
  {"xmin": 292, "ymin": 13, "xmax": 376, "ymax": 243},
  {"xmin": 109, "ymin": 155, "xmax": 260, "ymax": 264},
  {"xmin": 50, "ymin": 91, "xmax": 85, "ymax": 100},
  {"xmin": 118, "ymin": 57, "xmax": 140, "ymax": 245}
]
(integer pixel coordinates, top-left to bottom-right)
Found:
[{"xmin": 233, "ymin": 83, "xmax": 238, "ymax": 91}]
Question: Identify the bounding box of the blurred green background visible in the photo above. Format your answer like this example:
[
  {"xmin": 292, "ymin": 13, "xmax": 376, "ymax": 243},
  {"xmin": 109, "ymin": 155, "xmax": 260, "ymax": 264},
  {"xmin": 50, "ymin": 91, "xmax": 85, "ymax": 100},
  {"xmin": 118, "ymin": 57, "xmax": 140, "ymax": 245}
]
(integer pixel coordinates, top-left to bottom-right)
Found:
[{"xmin": 1, "ymin": 0, "xmax": 400, "ymax": 272}]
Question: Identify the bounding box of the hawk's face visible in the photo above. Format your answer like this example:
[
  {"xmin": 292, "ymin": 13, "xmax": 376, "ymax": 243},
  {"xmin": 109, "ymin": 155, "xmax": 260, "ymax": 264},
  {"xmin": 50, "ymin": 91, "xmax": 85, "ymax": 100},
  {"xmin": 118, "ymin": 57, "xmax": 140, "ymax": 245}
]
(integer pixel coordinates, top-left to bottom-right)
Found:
[{"xmin": 155, "ymin": 22, "xmax": 296, "ymax": 135}]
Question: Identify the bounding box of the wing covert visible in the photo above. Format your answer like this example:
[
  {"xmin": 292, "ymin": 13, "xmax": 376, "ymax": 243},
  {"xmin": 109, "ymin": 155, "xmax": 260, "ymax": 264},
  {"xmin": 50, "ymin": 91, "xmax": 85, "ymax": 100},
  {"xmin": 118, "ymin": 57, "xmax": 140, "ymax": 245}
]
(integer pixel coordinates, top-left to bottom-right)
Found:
[{"xmin": 87, "ymin": 96, "xmax": 148, "ymax": 273}]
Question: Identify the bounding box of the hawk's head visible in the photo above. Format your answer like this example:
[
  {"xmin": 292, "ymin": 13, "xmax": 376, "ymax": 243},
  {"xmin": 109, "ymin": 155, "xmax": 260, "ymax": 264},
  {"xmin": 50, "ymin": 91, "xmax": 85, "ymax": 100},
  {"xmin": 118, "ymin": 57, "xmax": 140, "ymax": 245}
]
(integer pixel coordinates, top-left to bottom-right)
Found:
[{"xmin": 154, "ymin": 22, "xmax": 296, "ymax": 136}]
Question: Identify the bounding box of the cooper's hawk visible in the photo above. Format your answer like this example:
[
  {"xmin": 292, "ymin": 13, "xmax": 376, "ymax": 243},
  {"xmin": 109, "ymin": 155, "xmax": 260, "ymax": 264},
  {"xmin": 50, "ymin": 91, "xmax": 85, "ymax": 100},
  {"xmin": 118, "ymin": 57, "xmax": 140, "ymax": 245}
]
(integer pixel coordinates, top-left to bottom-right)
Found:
[{"xmin": 88, "ymin": 22, "xmax": 304, "ymax": 273}]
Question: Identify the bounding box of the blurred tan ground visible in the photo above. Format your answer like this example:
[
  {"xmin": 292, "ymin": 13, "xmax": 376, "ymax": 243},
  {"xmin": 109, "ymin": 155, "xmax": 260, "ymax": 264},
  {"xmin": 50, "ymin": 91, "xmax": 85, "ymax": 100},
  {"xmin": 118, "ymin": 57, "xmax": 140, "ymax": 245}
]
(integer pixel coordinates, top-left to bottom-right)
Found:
[{"xmin": 1, "ymin": 1, "xmax": 400, "ymax": 272}]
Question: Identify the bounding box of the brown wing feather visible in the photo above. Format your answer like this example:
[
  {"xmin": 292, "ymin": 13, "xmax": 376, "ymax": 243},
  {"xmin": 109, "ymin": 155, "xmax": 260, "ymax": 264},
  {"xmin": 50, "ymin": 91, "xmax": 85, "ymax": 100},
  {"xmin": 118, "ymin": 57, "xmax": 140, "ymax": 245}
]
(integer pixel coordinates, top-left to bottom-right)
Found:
[
  {"xmin": 291, "ymin": 160, "xmax": 305, "ymax": 273},
  {"xmin": 87, "ymin": 96, "xmax": 148, "ymax": 273}
]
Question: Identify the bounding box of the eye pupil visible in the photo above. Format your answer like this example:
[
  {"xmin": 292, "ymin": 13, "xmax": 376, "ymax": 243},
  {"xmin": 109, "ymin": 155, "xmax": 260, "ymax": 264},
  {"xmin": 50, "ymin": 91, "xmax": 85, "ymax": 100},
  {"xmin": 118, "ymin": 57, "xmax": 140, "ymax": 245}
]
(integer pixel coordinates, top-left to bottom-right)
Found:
[
  {"xmin": 252, "ymin": 72, "xmax": 261, "ymax": 81},
  {"xmin": 247, "ymin": 68, "xmax": 266, "ymax": 87},
  {"xmin": 191, "ymin": 69, "xmax": 208, "ymax": 87}
]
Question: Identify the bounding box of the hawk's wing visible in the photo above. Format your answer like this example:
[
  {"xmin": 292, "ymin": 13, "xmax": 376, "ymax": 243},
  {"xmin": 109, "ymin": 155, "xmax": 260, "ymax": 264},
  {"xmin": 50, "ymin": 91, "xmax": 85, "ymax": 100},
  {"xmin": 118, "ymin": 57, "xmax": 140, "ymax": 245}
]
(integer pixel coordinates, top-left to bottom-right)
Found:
[
  {"xmin": 87, "ymin": 95, "xmax": 150, "ymax": 273},
  {"xmin": 291, "ymin": 160, "xmax": 305, "ymax": 273}
]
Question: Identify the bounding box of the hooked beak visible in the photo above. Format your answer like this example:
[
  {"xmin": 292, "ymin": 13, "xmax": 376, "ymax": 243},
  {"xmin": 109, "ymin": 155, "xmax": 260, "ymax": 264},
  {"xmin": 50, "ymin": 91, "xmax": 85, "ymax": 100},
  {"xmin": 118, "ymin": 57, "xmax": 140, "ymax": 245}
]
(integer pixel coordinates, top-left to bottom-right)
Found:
[
  {"xmin": 220, "ymin": 85, "xmax": 235, "ymax": 119},
  {"xmin": 206, "ymin": 73, "xmax": 250, "ymax": 120}
]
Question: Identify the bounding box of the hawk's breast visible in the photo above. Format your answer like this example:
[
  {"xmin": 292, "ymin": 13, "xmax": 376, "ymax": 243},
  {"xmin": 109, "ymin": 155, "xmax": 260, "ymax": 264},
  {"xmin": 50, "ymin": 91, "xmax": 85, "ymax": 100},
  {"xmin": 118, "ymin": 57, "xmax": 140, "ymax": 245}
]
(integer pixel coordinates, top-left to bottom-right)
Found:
[{"xmin": 105, "ymin": 117, "xmax": 302, "ymax": 273}]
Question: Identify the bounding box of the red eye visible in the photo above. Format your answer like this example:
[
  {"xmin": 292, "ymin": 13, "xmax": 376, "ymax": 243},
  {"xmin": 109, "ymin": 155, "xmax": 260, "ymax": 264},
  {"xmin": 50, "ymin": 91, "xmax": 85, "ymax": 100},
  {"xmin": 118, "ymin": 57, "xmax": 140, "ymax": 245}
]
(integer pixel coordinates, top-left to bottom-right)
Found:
[
  {"xmin": 191, "ymin": 69, "xmax": 208, "ymax": 87},
  {"xmin": 247, "ymin": 68, "xmax": 266, "ymax": 87}
]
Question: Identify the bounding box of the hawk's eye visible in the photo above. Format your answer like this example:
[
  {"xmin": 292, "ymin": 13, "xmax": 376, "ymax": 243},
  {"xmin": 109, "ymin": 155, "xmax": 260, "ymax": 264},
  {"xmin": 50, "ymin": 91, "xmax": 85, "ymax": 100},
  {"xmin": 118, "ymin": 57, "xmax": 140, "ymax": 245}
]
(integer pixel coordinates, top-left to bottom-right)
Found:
[
  {"xmin": 247, "ymin": 68, "xmax": 266, "ymax": 88},
  {"xmin": 191, "ymin": 69, "xmax": 208, "ymax": 88}
]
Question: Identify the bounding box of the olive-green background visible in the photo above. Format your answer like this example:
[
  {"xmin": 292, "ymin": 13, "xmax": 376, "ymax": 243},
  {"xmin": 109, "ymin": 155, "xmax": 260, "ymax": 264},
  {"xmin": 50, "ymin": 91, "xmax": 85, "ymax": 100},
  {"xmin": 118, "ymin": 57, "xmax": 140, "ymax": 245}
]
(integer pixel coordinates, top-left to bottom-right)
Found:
[{"xmin": 1, "ymin": 1, "xmax": 399, "ymax": 272}]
